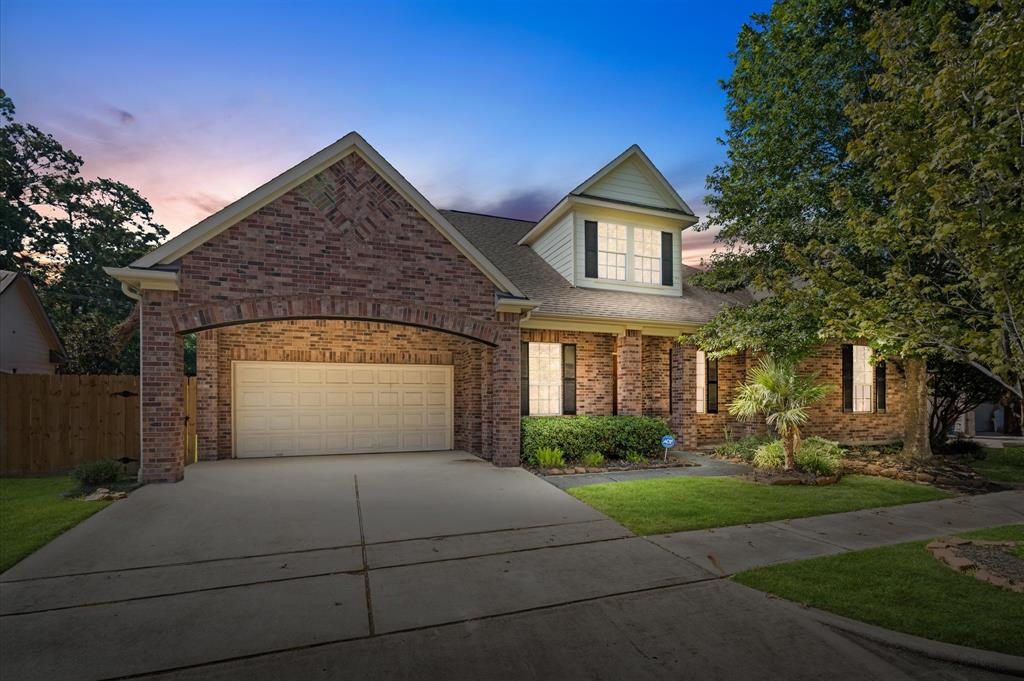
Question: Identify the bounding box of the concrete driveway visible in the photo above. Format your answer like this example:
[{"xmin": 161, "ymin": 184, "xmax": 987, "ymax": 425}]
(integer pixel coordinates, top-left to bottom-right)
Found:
[{"xmin": 0, "ymin": 452, "xmax": 1014, "ymax": 680}]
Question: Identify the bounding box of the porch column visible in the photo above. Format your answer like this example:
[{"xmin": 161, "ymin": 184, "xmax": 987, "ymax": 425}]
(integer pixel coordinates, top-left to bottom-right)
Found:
[
  {"xmin": 195, "ymin": 329, "xmax": 219, "ymax": 460},
  {"xmin": 490, "ymin": 312, "xmax": 521, "ymax": 466},
  {"xmin": 140, "ymin": 291, "xmax": 185, "ymax": 482},
  {"xmin": 615, "ymin": 330, "xmax": 642, "ymax": 416},
  {"xmin": 673, "ymin": 342, "xmax": 698, "ymax": 449}
]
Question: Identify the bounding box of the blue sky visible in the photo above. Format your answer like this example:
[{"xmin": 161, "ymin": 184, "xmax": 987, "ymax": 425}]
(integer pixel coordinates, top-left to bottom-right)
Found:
[{"xmin": 1, "ymin": 0, "xmax": 768, "ymax": 263}]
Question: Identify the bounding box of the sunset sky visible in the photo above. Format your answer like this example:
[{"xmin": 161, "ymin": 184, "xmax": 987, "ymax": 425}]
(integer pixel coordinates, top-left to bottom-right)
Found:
[{"xmin": 1, "ymin": 0, "xmax": 767, "ymax": 266}]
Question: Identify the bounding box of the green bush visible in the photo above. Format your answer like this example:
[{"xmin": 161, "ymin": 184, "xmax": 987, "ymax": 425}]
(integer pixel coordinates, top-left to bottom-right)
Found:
[
  {"xmin": 71, "ymin": 459, "xmax": 123, "ymax": 486},
  {"xmin": 798, "ymin": 437, "xmax": 844, "ymax": 475},
  {"xmin": 624, "ymin": 451, "xmax": 647, "ymax": 465},
  {"xmin": 532, "ymin": 447, "xmax": 565, "ymax": 468},
  {"xmin": 936, "ymin": 437, "xmax": 986, "ymax": 459},
  {"xmin": 752, "ymin": 440, "xmax": 786, "ymax": 469},
  {"xmin": 714, "ymin": 434, "xmax": 773, "ymax": 462},
  {"xmin": 521, "ymin": 416, "xmax": 671, "ymax": 463},
  {"xmin": 752, "ymin": 437, "xmax": 844, "ymax": 476},
  {"xmin": 581, "ymin": 452, "xmax": 605, "ymax": 467}
]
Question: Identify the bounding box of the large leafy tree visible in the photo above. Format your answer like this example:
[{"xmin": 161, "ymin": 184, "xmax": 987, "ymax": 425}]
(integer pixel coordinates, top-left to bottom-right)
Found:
[
  {"xmin": 0, "ymin": 90, "xmax": 168, "ymax": 373},
  {"xmin": 692, "ymin": 0, "xmax": 1022, "ymax": 460},
  {"xmin": 811, "ymin": 0, "xmax": 1024, "ymax": 415},
  {"xmin": 689, "ymin": 0, "xmax": 879, "ymax": 365}
]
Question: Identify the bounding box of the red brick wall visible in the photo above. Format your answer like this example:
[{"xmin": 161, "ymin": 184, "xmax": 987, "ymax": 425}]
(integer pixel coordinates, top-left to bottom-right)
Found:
[
  {"xmin": 642, "ymin": 336, "xmax": 672, "ymax": 420},
  {"xmin": 615, "ymin": 331, "xmax": 643, "ymax": 416},
  {"xmin": 139, "ymin": 152, "xmax": 515, "ymax": 481},
  {"xmin": 520, "ymin": 329, "xmax": 615, "ymax": 415},
  {"xmin": 693, "ymin": 353, "xmax": 749, "ymax": 444},
  {"xmin": 176, "ymin": 154, "xmax": 496, "ymax": 320},
  {"xmin": 209, "ymin": 319, "xmax": 486, "ymax": 458}
]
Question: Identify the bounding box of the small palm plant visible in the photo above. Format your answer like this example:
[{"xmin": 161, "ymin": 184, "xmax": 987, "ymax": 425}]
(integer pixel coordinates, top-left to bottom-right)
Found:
[{"xmin": 729, "ymin": 357, "xmax": 832, "ymax": 470}]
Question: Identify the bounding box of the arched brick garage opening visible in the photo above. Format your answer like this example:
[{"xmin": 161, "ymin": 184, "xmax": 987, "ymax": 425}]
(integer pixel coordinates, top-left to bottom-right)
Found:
[{"xmin": 140, "ymin": 293, "xmax": 519, "ymax": 483}]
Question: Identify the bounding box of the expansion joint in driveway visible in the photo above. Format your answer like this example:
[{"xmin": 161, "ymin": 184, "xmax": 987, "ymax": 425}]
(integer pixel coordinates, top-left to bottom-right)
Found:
[{"xmin": 353, "ymin": 474, "xmax": 376, "ymax": 636}]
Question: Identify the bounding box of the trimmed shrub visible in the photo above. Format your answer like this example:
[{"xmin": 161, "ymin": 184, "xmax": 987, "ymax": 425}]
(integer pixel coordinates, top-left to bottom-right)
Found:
[
  {"xmin": 936, "ymin": 437, "xmax": 986, "ymax": 459},
  {"xmin": 798, "ymin": 437, "xmax": 844, "ymax": 475},
  {"xmin": 581, "ymin": 452, "xmax": 605, "ymax": 467},
  {"xmin": 752, "ymin": 437, "xmax": 844, "ymax": 476},
  {"xmin": 521, "ymin": 416, "xmax": 671, "ymax": 463},
  {"xmin": 532, "ymin": 447, "xmax": 565, "ymax": 468},
  {"xmin": 714, "ymin": 434, "xmax": 773, "ymax": 462},
  {"xmin": 71, "ymin": 459, "xmax": 123, "ymax": 486}
]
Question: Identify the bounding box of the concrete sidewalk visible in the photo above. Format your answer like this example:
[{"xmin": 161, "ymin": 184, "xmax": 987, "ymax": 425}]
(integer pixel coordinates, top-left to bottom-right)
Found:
[{"xmin": 648, "ymin": 490, "xmax": 1024, "ymax": 576}]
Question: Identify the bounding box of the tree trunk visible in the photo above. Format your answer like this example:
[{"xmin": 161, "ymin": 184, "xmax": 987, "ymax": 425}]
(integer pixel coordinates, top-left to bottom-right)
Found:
[
  {"xmin": 902, "ymin": 358, "xmax": 932, "ymax": 461},
  {"xmin": 783, "ymin": 430, "xmax": 796, "ymax": 470}
]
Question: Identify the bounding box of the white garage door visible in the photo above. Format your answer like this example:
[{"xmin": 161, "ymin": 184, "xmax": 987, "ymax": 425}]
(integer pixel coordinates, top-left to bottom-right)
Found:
[{"xmin": 232, "ymin": 361, "xmax": 453, "ymax": 458}]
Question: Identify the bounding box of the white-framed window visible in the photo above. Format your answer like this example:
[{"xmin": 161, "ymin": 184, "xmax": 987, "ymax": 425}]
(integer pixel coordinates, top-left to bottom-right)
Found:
[
  {"xmin": 852, "ymin": 345, "xmax": 874, "ymax": 413},
  {"xmin": 633, "ymin": 227, "xmax": 661, "ymax": 284},
  {"xmin": 695, "ymin": 349, "xmax": 707, "ymax": 414},
  {"xmin": 528, "ymin": 342, "xmax": 562, "ymax": 416},
  {"xmin": 597, "ymin": 222, "xmax": 627, "ymax": 280}
]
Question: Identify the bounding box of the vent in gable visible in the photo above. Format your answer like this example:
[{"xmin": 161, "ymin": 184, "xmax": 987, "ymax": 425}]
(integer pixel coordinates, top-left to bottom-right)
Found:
[{"xmin": 298, "ymin": 173, "xmax": 338, "ymax": 215}]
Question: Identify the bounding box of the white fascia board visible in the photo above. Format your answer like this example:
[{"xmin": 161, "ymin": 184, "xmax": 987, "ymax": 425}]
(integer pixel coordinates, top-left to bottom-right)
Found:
[{"xmin": 104, "ymin": 267, "xmax": 179, "ymax": 292}]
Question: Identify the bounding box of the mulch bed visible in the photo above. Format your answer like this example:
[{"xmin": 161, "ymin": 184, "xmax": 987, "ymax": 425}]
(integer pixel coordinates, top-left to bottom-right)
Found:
[
  {"xmin": 532, "ymin": 456, "xmax": 698, "ymax": 476},
  {"xmin": 747, "ymin": 468, "xmax": 840, "ymax": 486},
  {"xmin": 710, "ymin": 446, "xmax": 1007, "ymax": 494}
]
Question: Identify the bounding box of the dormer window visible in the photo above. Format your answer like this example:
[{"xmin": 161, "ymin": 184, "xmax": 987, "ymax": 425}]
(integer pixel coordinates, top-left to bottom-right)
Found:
[
  {"xmin": 597, "ymin": 222, "xmax": 627, "ymax": 280},
  {"xmin": 585, "ymin": 220, "xmax": 674, "ymax": 287}
]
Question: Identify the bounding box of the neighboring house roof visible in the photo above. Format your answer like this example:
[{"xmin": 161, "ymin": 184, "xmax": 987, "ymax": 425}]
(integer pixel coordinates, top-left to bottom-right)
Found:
[
  {"xmin": 442, "ymin": 211, "xmax": 749, "ymax": 329},
  {"xmin": 108, "ymin": 133, "xmax": 525, "ymax": 299},
  {"xmin": 0, "ymin": 269, "xmax": 67, "ymax": 362}
]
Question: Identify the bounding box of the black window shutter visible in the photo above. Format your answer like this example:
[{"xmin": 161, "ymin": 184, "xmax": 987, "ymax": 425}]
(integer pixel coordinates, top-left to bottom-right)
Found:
[
  {"xmin": 706, "ymin": 358, "xmax": 719, "ymax": 414},
  {"xmin": 841, "ymin": 345, "xmax": 853, "ymax": 412},
  {"xmin": 661, "ymin": 232, "xmax": 673, "ymax": 286},
  {"xmin": 562, "ymin": 345, "xmax": 577, "ymax": 415},
  {"xmin": 521, "ymin": 342, "xmax": 530, "ymax": 416},
  {"xmin": 584, "ymin": 221, "xmax": 598, "ymax": 278},
  {"xmin": 875, "ymin": 361, "xmax": 886, "ymax": 413}
]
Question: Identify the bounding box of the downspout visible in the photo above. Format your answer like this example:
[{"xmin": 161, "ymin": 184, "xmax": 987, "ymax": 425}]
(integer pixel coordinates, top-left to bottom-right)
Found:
[{"xmin": 120, "ymin": 282, "xmax": 145, "ymax": 482}]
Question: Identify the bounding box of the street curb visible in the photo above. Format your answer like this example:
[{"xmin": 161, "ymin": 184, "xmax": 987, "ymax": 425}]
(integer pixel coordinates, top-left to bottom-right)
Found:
[{"xmin": 801, "ymin": 605, "xmax": 1024, "ymax": 676}]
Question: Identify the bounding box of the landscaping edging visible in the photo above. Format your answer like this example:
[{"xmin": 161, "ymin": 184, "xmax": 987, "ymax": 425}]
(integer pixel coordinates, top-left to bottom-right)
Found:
[
  {"xmin": 736, "ymin": 582, "xmax": 1024, "ymax": 675},
  {"xmin": 927, "ymin": 537, "xmax": 1024, "ymax": 592},
  {"xmin": 530, "ymin": 457, "xmax": 698, "ymax": 476}
]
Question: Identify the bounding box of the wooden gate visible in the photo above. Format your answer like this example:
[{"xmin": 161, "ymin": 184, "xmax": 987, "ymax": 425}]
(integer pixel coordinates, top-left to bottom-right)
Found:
[{"xmin": 0, "ymin": 374, "xmax": 198, "ymax": 475}]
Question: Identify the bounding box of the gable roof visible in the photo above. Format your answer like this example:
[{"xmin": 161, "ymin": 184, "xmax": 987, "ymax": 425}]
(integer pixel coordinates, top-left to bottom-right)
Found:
[
  {"xmin": 443, "ymin": 211, "xmax": 749, "ymax": 329},
  {"xmin": 0, "ymin": 270, "xmax": 67, "ymax": 361},
  {"xmin": 518, "ymin": 144, "xmax": 697, "ymax": 246},
  {"xmin": 571, "ymin": 144, "xmax": 695, "ymax": 215},
  {"xmin": 118, "ymin": 133, "xmax": 525, "ymax": 298}
]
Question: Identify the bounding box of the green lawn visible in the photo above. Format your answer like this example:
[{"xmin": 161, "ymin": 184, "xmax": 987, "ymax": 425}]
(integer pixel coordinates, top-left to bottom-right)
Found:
[
  {"xmin": 567, "ymin": 475, "xmax": 950, "ymax": 535},
  {"xmin": 734, "ymin": 525, "xmax": 1024, "ymax": 656},
  {"xmin": 974, "ymin": 447, "xmax": 1024, "ymax": 483},
  {"xmin": 0, "ymin": 477, "xmax": 111, "ymax": 573}
]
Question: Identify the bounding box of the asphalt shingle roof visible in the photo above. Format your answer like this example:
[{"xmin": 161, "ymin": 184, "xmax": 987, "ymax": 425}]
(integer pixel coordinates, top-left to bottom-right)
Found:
[{"xmin": 441, "ymin": 210, "xmax": 748, "ymax": 326}]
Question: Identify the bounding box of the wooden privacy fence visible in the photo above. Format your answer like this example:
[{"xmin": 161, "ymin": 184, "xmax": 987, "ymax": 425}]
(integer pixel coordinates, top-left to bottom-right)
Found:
[{"xmin": 0, "ymin": 374, "xmax": 197, "ymax": 476}]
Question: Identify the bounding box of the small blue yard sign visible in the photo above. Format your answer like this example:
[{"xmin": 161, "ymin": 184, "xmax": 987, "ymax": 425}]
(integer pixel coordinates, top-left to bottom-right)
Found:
[{"xmin": 661, "ymin": 435, "xmax": 676, "ymax": 449}]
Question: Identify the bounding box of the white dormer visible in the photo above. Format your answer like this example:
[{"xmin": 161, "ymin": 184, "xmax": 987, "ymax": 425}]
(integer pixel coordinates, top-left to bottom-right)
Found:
[{"xmin": 520, "ymin": 145, "xmax": 698, "ymax": 297}]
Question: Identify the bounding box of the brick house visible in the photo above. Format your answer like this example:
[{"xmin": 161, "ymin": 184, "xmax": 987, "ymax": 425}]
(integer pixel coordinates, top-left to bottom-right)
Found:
[{"xmin": 107, "ymin": 133, "xmax": 903, "ymax": 482}]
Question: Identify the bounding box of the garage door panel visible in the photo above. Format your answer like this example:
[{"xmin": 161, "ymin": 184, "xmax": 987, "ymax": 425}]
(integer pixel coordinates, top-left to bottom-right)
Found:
[{"xmin": 234, "ymin": 361, "xmax": 452, "ymax": 458}]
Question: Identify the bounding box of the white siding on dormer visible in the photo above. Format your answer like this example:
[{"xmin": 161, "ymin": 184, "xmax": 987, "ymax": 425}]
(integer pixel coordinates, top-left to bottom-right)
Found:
[
  {"xmin": 583, "ymin": 159, "xmax": 674, "ymax": 209},
  {"xmin": 572, "ymin": 208, "xmax": 684, "ymax": 298},
  {"xmin": 533, "ymin": 211, "xmax": 574, "ymax": 283}
]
